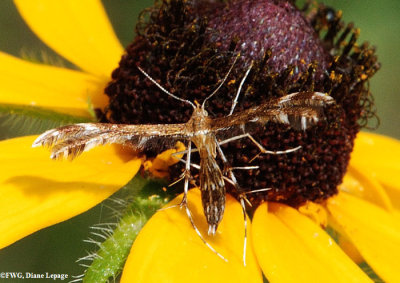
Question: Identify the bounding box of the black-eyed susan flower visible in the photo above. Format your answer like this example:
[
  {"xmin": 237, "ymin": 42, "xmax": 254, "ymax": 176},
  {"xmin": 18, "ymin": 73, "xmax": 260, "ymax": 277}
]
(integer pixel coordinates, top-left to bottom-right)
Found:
[{"xmin": 0, "ymin": 0, "xmax": 399, "ymax": 282}]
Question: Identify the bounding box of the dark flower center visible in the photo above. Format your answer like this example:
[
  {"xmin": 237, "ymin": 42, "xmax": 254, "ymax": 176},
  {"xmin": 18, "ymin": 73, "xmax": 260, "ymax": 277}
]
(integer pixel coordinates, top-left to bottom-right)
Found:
[
  {"xmin": 205, "ymin": 0, "xmax": 330, "ymax": 79},
  {"xmin": 100, "ymin": 0, "xmax": 379, "ymax": 207}
]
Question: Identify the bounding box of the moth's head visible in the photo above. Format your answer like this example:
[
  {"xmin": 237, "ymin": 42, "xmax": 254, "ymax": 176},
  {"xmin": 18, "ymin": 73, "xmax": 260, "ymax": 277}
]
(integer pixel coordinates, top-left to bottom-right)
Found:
[
  {"xmin": 101, "ymin": 0, "xmax": 379, "ymax": 207},
  {"xmin": 194, "ymin": 100, "xmax": 208, "ymax": 118}
]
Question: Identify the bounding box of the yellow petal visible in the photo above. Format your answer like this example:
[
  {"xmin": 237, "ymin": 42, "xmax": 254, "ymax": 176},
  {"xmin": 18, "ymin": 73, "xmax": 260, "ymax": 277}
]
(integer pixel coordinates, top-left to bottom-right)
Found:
[
  {"xmin": 0, "ymin": 52, "xmax": 107, "ymax": 117},
  {"xmin": 340, "ymin": 165, "xmax": 393, "ymax": 211},
  {"xmin": 252, "ymin": 202, "xmax": 372, "ymax": 283},
  {"xmin": 14, "ymin": 0, "xmax": 123, "ymax": 78},
  {"xmin": 0, "ymin": 136, "xmax": 141, "ymax": 249},
  {"xmin": 121, "ymin": 189, "xmax": 262, "ymax": 283},
  {"xmin": 351, "ymin": 132, "xmax": 400, "ymax": 209},
  {"xmin": 327, "ymin": 191, "xmax": 400, "ymax": 283}
]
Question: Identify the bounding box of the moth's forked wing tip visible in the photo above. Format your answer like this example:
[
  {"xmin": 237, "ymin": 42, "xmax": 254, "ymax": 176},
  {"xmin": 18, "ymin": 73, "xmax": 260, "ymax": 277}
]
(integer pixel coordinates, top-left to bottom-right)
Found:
[
  {"xmin": 312, "ymin": 92, "xmax": 335, "ymax": 104},
  {"xmin": 48, "ymin": 143, "xmax": 84, "ymax": 161},
  {"xmin": 31, "ymin": 139, "xmax": 41, "ymax": 148},
  {"xmin": 32, "ymin": 123, "xmax": 90, "ymax": 149},
  {"xmin": 32, "ymin": 129, "xmax": 60, "ymax": 148}
]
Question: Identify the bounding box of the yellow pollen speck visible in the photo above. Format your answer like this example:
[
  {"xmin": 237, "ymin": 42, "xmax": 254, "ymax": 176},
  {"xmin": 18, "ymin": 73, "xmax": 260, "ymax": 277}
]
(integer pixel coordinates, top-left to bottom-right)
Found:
[{"xmin": 228, "ymin": 79, "xmax": 236, "ymax": 85}]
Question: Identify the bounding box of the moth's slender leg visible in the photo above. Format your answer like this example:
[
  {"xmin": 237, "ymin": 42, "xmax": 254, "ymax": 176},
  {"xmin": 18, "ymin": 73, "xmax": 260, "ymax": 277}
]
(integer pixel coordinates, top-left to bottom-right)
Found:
[
  {"xmin": 239, "ymin": 197, "xmax": 248, "ymax": 266},
  {"xmin": 230, "ymin": 166, "xmax": 259, "ymax": 170},
  {"xmin": 243, "ymin": 187, "xmax": 272, "ymax": 194},
  {"xmin": 156, "ymin": 204, "xmax": 180, "ymax": 212},
  {"xmin": 216, "ymin": 143, "xmax": 239, "ymax": 187},
  {"xmin": 171, "ymin": 153, "xmax": 200, "ymax": 170},
  {"xmin": 168, "ymin": 173, "xmax": 186, "ymax": 187},
  {"xmin": 180, "ymin": 141, "xmax": 192, "ymax": 206},
  {"xmin": 159, "ymin": 143, "xmax": 194, "ymax": 212},
  {"xmin": 180, "ymin": 141, "xmax": 228, "ymax": 262},
  {"xmin": 223, "ymin": 176, "xmax": 236, "ymax": 186},
  {"xmin": 184, "ymin": 203, "xmax": 228, "ymax": 262},
  {"xmin": 172, "ymin": 148, "xmax": 199, "ymax": 156},
  {"xmin": 228, "ymin": 62, "xmax": 254, "ymax": 116},
  {"xmin": 158, "ymin": 143, "xmax": 191, "ymax": 214},
  {"xmin": 172, "ymin": 148, "xmax": 201, "ymax": 169},
  {"xmin": 216, "ymin": 141, "xmax": 248, "ymax": 266},
  {"xmin": 220, "ymin": 133, "xmax": 302, "ymax": 155}
]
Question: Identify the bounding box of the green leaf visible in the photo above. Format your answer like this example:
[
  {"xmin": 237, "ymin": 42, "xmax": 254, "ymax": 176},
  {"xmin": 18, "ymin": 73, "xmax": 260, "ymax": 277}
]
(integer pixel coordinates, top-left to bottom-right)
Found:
[
  {"xmin": 0, "ymin": 104, "xmax": 93, "ymax": 140},
  {"xmin": 82, "ymin": 176, "xmax": 170, "ymax": 283}
]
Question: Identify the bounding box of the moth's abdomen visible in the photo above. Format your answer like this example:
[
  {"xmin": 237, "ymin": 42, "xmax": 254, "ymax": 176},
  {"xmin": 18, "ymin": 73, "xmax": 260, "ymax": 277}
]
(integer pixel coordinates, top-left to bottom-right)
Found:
[{"xmin": 199, "ymin": 150, "xmax": 226, "ymax": 236}]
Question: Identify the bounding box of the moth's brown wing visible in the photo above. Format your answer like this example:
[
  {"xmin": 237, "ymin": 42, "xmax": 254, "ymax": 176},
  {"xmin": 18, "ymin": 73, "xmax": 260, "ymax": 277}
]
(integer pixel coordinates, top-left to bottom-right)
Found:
[
  {"xmin": 210, "ymin": 91, "xmax": 335, "ymax": 139},
  {"xmin": 33, "ymin": 123, "xmax": 188, "ymax": 160},
  {"xmin": 198, "ymin": 145, "xmax": 226, "ymax": 235}
]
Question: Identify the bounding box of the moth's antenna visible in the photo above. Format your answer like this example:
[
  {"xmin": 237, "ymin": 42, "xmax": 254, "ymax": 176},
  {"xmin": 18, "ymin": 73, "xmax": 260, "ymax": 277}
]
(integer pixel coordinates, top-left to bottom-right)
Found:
[
  {"xmin": 229, "ymin": 61, "xmax": 253, "ymax": 115},
  {"xmin": 137, "ymin": 66, "xmax": 196, "ymax": 109},
  {"xmin": 201, "ymin": 53, "xmax": 241, "ymax": 109}
]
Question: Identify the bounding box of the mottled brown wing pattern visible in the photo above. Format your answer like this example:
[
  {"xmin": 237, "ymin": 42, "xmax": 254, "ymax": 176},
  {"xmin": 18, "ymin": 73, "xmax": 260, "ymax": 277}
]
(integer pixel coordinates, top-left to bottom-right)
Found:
[
  {"xmin": 32, "ymin": 122, "xmax": 188, "ymax": 160},
  {"xmin": 33, "ymin": 92, "xmax": 334, "ymax": 160},
  {"xmin": 210, "ymin": 91, "xmax": 334, "ymax": 138},
  {"xmin": 197, "ymin": 142, "xmax": 226, "ymax": 236}
]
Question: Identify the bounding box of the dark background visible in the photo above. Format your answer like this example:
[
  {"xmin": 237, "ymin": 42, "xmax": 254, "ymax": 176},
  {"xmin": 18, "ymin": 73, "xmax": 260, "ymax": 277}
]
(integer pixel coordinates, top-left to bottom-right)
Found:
[{"xmin": 0, "ymin": 0, "xmax": 398, "ymax": 281}]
